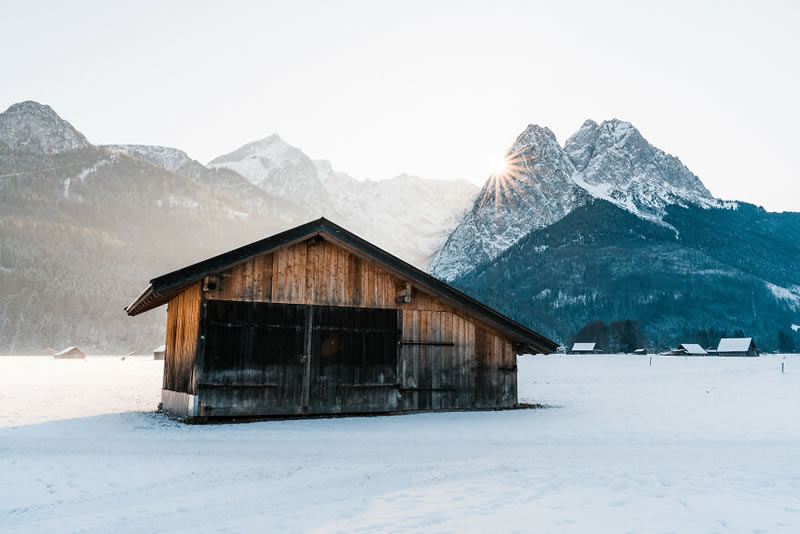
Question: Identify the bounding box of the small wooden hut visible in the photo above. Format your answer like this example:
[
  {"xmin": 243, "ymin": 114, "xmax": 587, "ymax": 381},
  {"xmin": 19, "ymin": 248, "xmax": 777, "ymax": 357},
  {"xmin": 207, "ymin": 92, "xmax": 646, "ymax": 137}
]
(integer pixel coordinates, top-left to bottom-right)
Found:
[
  {"xmin": 126, "ymin": 218, "xmax": 557, "ymax": 422},
  {"xmin": 153, "ymin": 345, "xmax": 166, "ymax": 360},
  {"xmin": 54, "ymin": 346, "xmax": 86, "ymax": 359}
]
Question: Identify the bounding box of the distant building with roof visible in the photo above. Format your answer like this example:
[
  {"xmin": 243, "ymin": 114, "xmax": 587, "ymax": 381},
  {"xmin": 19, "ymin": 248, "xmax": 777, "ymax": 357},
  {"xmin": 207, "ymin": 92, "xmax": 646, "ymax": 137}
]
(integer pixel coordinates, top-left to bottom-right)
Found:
[
  {"xmin": 54, "ymin": 346, "xmax": 86, "ymax": 359},
  {"xmin": 671, "ymin": 344, "xmax": 707, "ymax": 356},
  {"xmin": 716, "ymin": 338, "xmax": 758, "ymax": 357},
  {"xmin": 569, "ymin": 342, "xmax": 600, "ymax": 354}
]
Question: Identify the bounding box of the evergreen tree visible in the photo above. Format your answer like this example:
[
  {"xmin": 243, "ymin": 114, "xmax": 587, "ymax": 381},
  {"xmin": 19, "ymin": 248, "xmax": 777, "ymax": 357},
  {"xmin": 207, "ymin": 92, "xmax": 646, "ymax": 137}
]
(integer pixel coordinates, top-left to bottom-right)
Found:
[
  {"xmin": 778, "ymin": 330, "xmax": 796, "ymax": 353},
  {"xmin": 620, "ymin": 320, "xmax": 638, "ymax": 353}
]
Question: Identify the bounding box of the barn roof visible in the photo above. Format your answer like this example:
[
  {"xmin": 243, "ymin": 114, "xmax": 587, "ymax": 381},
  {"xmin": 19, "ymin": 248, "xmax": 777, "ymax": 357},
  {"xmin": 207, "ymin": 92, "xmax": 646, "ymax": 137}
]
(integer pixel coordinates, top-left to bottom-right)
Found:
[
  {"xmin": 571, "ymin": 342, "xmax": 596, "ymax": 351},
  {"xmin": 55, "ymin": 346, "xmax": 84, "ymax": 356},
  {"xmin": 717, "ymin": 338, "xmax": 754, "ymax": 352},
  {"xmin": 678, "ymin": 343, "xmax": 707, "ymax": 355},
  {"xmin": 125, "ymin": 217, "xmax": 558, "ymax": 354}
]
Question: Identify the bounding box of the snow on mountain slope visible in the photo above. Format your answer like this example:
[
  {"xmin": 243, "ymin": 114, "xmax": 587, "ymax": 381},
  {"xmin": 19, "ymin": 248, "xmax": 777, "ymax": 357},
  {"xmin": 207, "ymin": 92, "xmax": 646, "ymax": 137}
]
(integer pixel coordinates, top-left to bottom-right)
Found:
[
  {"xmin": 208, "ymin": 134, "xmax": 333, "ymax": 209},
  {"xmin": 431, "ymin": 125, "xmax": 588, "ymax": 280},
  {"xmin": 209, "ymin": 137, "xmax": 477, "ymax": 267},
  {"xmin": 105, "ymin": 144, "xmax": 194, "ymax": 174},
  {"xmin": 315, "ymin": 162, "xmax": 478, "ymax": 267},
  {"xmin": 565, "ymin": 119, "xmax": 718, "ymax": 221},
  {"xmin": 433, "ymin": 119, "xmax": 723, "ymax": 281},
  {"xmin": 0, "ymin": 101, "xmax": 89, "ymax": 153}
]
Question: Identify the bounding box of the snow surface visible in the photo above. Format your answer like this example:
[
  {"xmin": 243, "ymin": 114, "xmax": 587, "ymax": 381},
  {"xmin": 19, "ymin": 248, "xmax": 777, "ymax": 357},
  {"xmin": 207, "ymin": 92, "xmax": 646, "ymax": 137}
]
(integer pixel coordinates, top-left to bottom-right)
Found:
[{"xmin": 1, "ymin": 354, "xmax": 799, "ymax": 533}]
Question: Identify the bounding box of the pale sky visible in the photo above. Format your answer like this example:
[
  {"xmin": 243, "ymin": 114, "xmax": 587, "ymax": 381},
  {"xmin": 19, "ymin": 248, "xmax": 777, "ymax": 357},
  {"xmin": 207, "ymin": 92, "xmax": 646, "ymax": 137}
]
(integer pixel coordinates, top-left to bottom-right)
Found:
[{"xmin": 1, "ymin": 0, "xmax": 798, "ymax": 211}]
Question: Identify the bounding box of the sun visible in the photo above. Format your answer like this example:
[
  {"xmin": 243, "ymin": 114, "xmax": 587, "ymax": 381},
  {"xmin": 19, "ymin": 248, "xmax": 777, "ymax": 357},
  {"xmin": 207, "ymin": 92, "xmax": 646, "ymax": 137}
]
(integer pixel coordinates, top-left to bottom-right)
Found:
[{"xmin": 490, "ymin": 154, "xmax": 510, "ymax": 177}]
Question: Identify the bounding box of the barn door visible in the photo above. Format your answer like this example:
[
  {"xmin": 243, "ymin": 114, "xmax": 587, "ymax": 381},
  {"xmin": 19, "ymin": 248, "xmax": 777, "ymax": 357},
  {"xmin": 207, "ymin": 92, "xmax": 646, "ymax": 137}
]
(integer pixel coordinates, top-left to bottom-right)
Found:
[
  {"xmin": 308, "ymin": 306, "xmax": 400, "ymax": 414},
  {"xmin": 202, "ymin": 300, "xmax": 307, "ymax": 414}
]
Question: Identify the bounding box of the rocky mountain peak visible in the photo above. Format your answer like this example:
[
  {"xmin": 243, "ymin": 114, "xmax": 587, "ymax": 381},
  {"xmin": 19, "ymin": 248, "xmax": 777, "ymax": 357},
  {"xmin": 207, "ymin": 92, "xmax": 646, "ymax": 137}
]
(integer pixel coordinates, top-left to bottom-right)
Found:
[
  {"xmin": 566, "ymin": 118, "xmax": 716, "ymax": 219},
  {"xmin": 0, "ymin": 100, "xmax": 90, "ymax": 153},
  {"xmin": 208, "ymin": 134, "xmax": 298, "ymax": 166},
  {"xmin": 430, "ymin": 123, "xmax": 587, "ymax": 280}
]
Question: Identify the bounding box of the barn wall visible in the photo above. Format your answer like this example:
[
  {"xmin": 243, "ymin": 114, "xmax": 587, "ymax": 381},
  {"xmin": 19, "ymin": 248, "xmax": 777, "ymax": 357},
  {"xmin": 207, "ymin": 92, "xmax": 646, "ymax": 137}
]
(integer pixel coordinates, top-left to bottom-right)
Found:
[
  {"xmin": 163, "ymin": 282, "xmax": 202, "ymax": 395},
  {"xmin": 192, "ymin": 238, "xmax": 518, "ymax": 415}
]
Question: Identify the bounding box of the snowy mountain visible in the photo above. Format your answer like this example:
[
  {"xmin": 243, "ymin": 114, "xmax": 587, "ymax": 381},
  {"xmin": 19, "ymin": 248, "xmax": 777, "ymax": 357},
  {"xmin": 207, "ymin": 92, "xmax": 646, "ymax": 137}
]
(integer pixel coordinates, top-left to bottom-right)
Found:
[
  {"xmin": 209, "ymin": 135, "xmax": 334, "ymax": 210},
  {"xmin": 432, "ymin": 119, "xmax": 720, "ymax": 280},
  {"xmin": 565, "ymin": 119, "xmax": 718, "ymax": 221},
  {"xmin": 431, "ymin": 125, "xmax": 589, "ymax": 280},
  {"xmin": 0, "ymin": 101, "xmax": 89, "ymax": 153},
  {"xmin": 209, "ymin": 136, "xmax": 477, "ymax": 266}
]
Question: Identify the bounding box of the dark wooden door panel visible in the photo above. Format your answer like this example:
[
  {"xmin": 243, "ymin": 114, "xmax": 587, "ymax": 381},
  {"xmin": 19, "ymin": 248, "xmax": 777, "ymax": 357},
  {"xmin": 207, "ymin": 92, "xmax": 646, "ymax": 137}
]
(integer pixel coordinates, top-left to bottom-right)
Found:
[
  {"xmin": 309, "ymin": 306, "xmax": 399, "ymax": 413},
  {"xmin": 202, "ymin": 300, "xmax": 306, "ymax": 413}
]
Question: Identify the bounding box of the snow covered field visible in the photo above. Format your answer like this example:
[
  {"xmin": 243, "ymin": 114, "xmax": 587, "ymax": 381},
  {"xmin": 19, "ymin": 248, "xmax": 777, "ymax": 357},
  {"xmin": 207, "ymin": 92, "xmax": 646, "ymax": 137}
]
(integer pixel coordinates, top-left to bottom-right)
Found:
[{"xmin": 1, "ymin": 354, "xmax": 799, "ymax": 533}]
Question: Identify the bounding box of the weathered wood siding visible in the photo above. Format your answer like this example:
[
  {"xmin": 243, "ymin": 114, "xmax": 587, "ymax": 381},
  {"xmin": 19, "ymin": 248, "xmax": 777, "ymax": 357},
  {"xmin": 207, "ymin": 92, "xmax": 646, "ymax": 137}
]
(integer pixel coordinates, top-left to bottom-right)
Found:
[
  {"xmin": 189, "ymin": 237, "xmax": 518, "ymax": 415},
  {"xmin": 163, "ymin": 282, "xmax": 202, "ymax": 394}
]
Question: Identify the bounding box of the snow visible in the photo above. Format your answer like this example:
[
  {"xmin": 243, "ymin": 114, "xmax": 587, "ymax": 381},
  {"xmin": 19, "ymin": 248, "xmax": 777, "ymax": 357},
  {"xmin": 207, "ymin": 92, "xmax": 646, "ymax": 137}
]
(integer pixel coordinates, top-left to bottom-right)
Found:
[
  {"xmin": 105, "ymin": 145, "xmax": 192, "ymax": 173},
  {"xmin": 1, "ymin": 354, "xmax": 799, "ymax": 532},
  {"xmin": 766, "ymin": 281, "xmax": 800, "ymax": 310},
  {"xmin": 793, "ymin": 324, "xmax": 800, "ymax": 332},
  {"xmin": 571, "ymin": 342, "xmax": 596, "ymax": 351}
]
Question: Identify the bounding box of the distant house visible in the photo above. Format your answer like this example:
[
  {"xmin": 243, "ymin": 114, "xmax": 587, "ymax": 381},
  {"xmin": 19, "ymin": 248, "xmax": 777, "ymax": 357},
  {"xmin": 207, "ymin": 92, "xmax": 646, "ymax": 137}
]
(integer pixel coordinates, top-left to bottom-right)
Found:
[
  {"xmin": 569, "ymin": 342, "xmax": 600, "ymax": 354},
  {"xmin": 54, "ymin": 346, "xmax": 86, "ymax": 359},
  {"xmin": 716, "ymin": 338, "xmax": 759, "ymax": 357},
  {"xmin": 153, "ymin": 345, "xmax": 166, "ymax": 360},
  {"xmin": 671, "ymin": 344, "xmax": 707, "ymax": 356}
]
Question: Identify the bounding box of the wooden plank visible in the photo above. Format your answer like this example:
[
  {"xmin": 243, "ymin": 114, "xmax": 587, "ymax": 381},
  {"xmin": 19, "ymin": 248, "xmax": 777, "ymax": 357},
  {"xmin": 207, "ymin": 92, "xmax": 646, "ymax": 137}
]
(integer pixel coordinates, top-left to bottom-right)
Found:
[{"xmin": 301, "ymin": 306, "xmax": 312, "ymax": 412}]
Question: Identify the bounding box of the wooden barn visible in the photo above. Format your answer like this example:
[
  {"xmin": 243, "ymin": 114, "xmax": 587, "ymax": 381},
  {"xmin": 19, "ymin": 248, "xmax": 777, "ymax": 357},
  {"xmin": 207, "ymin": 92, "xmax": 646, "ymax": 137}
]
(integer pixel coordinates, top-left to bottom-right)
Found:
[
  {"xmin": 125, "ymin": 218, "xmax": 557, "ymax": 422},
  {"xmin": 716, "ymin": 338, "xmax": 759, "ymax": 357},
  {"xmin": 153, "ymin": 345, "xmax": 166, "ymax": 360}
]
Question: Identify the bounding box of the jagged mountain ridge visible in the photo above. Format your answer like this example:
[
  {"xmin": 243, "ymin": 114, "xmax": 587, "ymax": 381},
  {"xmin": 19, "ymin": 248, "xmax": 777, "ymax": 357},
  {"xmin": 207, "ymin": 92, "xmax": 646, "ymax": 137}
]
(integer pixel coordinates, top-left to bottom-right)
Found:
[
  {"xmin": 566, "ymin": 119, "xmax": 717, "ymax": 221},
  {"xmin": 431, "ymin": 119, "xmax": 719, "ymax": 280},
  {"xmin": 431, "ymin": 125, "xmax": 589, "ymax": 280}
]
